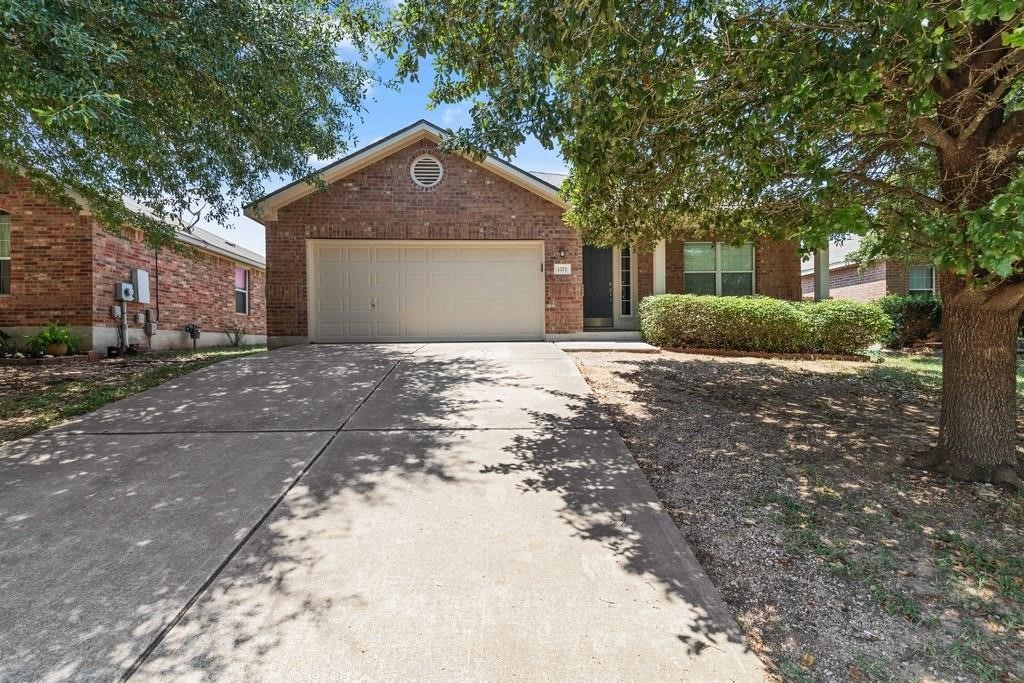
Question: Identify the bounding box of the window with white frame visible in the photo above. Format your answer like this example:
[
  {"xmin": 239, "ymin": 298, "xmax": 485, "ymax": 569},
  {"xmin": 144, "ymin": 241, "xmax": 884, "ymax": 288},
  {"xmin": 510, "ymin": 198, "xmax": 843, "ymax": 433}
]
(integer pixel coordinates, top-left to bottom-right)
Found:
[
  {"xmin": 683, "ymin": 242, "xmax": 755, "ymax": 296},
  {"xmin": 908, "ymin": 265, "xmax": 936, "ymax": 296},
  {"xmin": 0, "ymin": 211, "xmax": 10, "ymax": 295},
  {"xmin": 234, "ymin": 267, "xmax": 248, "ymax": 314},
  {"xmin": 620, "ymin": 246, "xmax": 632, "ymax": 316}
]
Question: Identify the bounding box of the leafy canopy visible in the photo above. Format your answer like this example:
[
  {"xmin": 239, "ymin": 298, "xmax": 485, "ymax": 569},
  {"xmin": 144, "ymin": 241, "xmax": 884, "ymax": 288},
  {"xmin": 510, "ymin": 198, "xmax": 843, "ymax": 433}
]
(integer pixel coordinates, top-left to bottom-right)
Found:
[
  {"xmin": 1, "ymin": 0, "xmax": 378, "ymax": 245},
  {"xmin": 388, "ymin": 0, "xmax": 1024, "ymax": 286}
]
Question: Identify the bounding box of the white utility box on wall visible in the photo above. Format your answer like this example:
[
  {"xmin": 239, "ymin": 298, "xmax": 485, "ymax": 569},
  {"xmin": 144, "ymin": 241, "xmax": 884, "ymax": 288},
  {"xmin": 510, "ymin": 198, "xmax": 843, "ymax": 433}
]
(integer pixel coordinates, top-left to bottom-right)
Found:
[{"xmin": 132, "ymin": 268, "xmax": 151, "ymax": 304}]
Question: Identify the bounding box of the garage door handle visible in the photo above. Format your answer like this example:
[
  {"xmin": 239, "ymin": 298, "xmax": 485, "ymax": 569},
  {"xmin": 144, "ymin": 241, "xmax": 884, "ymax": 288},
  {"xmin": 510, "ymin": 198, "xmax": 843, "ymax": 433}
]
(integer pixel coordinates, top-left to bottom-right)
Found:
[{"xmin": 370, "ymin": 298, "xmax": 377, "ymax": 309}]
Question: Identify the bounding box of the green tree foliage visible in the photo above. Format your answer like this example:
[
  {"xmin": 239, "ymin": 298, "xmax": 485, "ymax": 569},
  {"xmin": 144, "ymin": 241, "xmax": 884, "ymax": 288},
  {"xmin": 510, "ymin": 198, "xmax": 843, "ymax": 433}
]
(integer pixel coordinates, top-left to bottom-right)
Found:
[
  {"xmin": 391, "ymin": 0, "xmax": 1022, "ymax": 273},
  {"xmin": 0, "ymin": 0, "xmax": 377, "ymax": 244},
  {"xmin": 389, "ymin": 0, "xmax": 1024, "ymax": 484}
]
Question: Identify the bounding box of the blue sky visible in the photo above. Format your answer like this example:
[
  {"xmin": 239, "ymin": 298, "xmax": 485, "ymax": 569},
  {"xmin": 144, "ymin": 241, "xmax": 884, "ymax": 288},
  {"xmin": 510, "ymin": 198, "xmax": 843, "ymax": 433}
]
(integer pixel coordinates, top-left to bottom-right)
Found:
[{"xmin": 199, "ymin": 60, "xmax": 567, "ymax": 256}]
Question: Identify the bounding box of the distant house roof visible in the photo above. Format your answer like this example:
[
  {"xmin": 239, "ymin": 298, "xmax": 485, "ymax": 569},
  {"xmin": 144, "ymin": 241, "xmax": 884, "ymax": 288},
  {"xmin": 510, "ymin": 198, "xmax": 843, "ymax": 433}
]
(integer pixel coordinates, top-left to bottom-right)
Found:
[
  {"xmin": 119, "ymin": 198, "xmax": 264, "ymax": 269},
  {"xmin": 244, "ymin": 120, "xmax": 567, "ymax": 222},
  {"xmin": 800, "ymin": 235, "xmax": 863, "ymax": 275},
  {"xmin": 529, "ymin": 171, "xmax": 568, "ymax": 189},
  {"xmin": 175, "ymin": 225, "xmax": 265, "ymax": 270}
]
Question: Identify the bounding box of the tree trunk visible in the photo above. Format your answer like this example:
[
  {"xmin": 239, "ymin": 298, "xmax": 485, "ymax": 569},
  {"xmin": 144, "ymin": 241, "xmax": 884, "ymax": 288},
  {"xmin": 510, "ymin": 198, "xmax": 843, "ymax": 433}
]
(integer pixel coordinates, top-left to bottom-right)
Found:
[{"xmin": 917, "ymin": 273, "xmax": 1024, "ymax": 489}]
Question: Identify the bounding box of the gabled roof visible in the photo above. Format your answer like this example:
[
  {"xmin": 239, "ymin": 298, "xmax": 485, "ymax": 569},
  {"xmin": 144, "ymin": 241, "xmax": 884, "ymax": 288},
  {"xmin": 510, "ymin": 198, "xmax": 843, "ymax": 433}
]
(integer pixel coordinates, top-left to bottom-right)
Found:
[{"xmin": 243, "ymin": 120, "xmax": 567, "ymax": 223}]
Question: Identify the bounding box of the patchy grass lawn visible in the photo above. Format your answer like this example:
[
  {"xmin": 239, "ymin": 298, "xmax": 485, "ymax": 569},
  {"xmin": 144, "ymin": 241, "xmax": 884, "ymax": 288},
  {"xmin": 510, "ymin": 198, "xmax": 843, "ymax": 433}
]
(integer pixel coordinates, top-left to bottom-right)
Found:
[
  {"xmin": 0, "ymin": 345, "xmax": 266, "ymax": 443},
  {"xmin": 572, "ymin": 350, "xmax": 1023, "ymax": 683}
]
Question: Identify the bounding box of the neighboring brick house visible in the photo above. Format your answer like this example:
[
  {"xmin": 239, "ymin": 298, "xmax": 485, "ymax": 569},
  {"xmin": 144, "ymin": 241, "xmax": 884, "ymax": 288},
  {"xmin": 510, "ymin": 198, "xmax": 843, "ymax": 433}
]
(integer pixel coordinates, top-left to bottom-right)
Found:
[
  {"xmin": 0, "ymin": 176, "xmax": 266, "ymax": 352},
  {"xmin": 799, "ymin": 237, "xmax": 938, "ymax": 302},
  {"xmin": 245, "ymin": 120, "xmax": 802, "ymax": 347}
]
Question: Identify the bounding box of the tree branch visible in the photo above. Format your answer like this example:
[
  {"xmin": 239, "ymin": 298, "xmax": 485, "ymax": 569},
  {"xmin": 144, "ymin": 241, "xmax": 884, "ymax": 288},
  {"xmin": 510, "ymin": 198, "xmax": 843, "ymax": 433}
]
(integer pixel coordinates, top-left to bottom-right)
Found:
[
  {"xmin": 914, "ymin": 117, "xmax": 958, "ymax": 154},
  {"xmin": 839, "ymin": 171, "xmax": 950, "ymax": 212},
  {"xmin": 956, "ymin": 59, "xmax": 1024, "ymax": 143}
]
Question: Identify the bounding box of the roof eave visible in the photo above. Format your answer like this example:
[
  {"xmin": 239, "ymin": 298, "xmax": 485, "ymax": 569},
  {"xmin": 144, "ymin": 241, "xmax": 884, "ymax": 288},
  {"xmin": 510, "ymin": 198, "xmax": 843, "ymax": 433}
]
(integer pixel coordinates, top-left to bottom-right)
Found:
[
  {"xmin": 175, "ymin": 233, "xmax": 265, "ymax": 270},
  {"xmin": 245, "ymin": 120, "xmax": 566, "ymax": 224}
]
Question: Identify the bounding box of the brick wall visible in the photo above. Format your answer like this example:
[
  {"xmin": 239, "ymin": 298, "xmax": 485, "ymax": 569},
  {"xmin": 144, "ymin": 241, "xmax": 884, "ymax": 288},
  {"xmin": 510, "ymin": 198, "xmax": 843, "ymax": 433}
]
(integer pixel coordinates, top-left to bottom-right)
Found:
[
  {"xmin": 660, "ymin": 237, "xmax": 801, "ymax": 300},
  {"xmin": 91, "ymin": 225, "xmax": 266, "ymax": 343},
  {"xmin": 755, "ymin": 239, "xmax": 803, "ymax": 300},
  {"xmin": 0, "ymin": 176, "xmax": 266, "ymax": 350},
  {"xmin": 267, "ymin": 139, "xmax": 582, "ymax": 338},
  {"xmin": 886, "ymin": 262, "xmax": 908, "ymax": 296},
  {"xmin": 800, "ymin": 262, "xmax": 889, "ymax": 302},
  {"xmin": 636, "ymin": 249, "xmax": 654, "ymax": 300},
  {"xmin": 0, "ymin": 177, "xmax": 93, "ymax": 327}
]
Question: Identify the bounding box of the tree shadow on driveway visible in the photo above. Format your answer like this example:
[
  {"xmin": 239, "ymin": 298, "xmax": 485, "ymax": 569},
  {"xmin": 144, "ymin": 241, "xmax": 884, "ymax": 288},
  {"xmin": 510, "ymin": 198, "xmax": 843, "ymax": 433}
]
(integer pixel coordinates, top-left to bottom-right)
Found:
[
  {"xmin": 2, "ymin": 344, "xmax": 762, "ymax": 681},
  {"xmin": 136, "ymin": 345, "xmax": 760, "ymax": 680}
]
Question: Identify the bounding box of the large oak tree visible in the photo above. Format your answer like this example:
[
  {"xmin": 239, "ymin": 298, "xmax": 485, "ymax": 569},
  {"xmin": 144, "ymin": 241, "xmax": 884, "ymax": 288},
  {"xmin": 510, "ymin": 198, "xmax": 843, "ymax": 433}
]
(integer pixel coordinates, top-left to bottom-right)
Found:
[
  {"xmin": 389, "ymin": 0, "xmax": 1024, "ymax": 487},
  {"xmin": 1, "ymin": 0, "xmax": 377, "ymax": 244}
]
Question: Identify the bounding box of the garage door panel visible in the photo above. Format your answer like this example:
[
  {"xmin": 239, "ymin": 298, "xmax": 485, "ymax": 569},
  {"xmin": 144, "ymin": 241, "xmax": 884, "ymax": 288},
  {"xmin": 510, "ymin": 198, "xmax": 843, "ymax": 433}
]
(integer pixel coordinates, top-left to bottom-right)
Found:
[
  {"xmin": 346, "ymin": 247, "xmax": 372, "ymax": 262},
  {"xmin": 456, "ymin": 272, "xmax": 484, "ymax": 288},
  {"xmin": 319, "ymin": 247, "xmax": 343, "ymax": 262},
  {"xmin": 375, "ymin": 296, "xmax": 401, "ymax": 314},
  {"xmin": 375, "ymin": 272, "xmax": 402, "ymax": 288},
  {"xmin": 405, "ymin": 272, "xmax": 429, "ymax": 288},
  {"xmin": 453, "ymin": 296, "xmax": 485, "ymax": 313},
  {"xmin": 317, "ymin": 298, "xmax": 343, "ymax": 314},
  {"xmin": 347, "ymin": 297, "xmax": 374, "ymax": 313},
  {"xmin": 430, "ymin": 272, "xmax": 457, "ymax": 288},
  {"xmin": 375, "ymin": 247, "xmax": 401, "ymax": 262},
  {"xmin": 430, "ymin": 247, "xmax": 457, "ymax": 262},
  {"xmin": 346, "ymin": 271, "xmax": 373, "ymax": 288},
  {"xmin": 310, "ymin": 240, "xmax": 544, "ymax": 342}
]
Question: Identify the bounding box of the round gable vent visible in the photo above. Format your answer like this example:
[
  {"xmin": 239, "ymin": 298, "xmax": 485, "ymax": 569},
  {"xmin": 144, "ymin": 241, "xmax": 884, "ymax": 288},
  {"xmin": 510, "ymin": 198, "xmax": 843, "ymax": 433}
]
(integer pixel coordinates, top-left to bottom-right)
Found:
[{"xmin": 410, "ymin": 154, "xmax": 444, "ymax": 188}]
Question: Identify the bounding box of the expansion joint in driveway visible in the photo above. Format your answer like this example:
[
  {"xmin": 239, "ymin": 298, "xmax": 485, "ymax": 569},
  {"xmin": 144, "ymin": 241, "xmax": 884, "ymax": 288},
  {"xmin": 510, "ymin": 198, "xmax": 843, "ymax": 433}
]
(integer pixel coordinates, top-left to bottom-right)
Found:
[
  {"xmin": 340, "ymin": 426, "xmax": 620, "ymax": 432},
  {"xmin": 121, "ymin": 344, "xmax": 425, "ymax": 681}
]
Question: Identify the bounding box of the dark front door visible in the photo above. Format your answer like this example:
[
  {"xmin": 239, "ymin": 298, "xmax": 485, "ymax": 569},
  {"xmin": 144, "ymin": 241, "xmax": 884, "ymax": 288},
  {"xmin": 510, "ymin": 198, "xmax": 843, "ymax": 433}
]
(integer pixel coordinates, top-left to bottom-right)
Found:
[{"xmin": 583, "ymin": 246, "xmax": 613, "ymax": 326}]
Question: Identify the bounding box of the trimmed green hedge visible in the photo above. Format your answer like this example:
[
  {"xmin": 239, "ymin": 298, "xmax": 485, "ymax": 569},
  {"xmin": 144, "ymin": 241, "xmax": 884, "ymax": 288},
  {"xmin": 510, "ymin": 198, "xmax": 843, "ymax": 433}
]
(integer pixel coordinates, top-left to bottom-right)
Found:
[
  {"xmin": 638, "ymin": 294, "xmax": 891, "ymax": 355},
  {"xmin": 876, "ymin": 294, "xmax": 942, "ymax": 349}
]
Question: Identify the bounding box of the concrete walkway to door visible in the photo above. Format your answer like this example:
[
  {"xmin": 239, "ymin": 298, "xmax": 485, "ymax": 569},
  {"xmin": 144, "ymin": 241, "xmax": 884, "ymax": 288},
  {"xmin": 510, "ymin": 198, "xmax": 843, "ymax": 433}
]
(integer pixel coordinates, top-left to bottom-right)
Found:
[{"xmin": 0, "ymin": 343, "xmax": 763, "ymax": 682}]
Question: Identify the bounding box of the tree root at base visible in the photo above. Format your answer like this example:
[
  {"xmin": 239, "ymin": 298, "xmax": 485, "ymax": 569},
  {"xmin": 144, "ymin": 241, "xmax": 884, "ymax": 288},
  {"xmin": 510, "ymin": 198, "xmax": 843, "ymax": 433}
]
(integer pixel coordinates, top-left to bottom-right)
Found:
[{"xmin": 908, "ymin": 449, "xmax": 1024, "ymax": 491}]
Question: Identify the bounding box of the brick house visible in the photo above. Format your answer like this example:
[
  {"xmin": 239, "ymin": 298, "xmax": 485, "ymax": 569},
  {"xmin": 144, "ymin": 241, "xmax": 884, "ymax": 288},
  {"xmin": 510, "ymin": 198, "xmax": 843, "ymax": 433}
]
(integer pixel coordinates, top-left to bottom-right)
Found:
[
  {"xmin": 799, "ymin": 237, "xmax": 938, "ymax": 302},
  {"xmin": 0, "ymin": 176, "xmax": 266, "ymax": 352},
  {"xmin": 245, "ymin": 120, "xmax": 802, "ymax": 347}
]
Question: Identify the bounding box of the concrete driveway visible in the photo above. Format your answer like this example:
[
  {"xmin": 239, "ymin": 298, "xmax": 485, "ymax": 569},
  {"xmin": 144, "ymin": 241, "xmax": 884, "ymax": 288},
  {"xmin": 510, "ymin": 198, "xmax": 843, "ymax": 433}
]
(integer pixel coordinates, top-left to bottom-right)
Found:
[{"xmin": 0, "ymin": 343, "xmax": 763, "ymax": 681}]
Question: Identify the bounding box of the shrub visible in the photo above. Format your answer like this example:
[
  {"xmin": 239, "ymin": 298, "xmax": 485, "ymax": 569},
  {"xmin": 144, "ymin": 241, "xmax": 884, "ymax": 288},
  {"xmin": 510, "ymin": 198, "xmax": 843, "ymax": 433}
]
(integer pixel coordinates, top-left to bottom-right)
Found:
[
  {"xmin": 224, "ymin": 322, "xmax": 247, "ymax": 347},
  {"xmin": 0, "ymin": 329, "xmax": 16, "ymax": 355},
  {"xmin": 639, "ymin": 294, "xmax": 890, "ymax": 355},
  {"xmin": 876, "ymin": 295, "xmax": 942, "ymax": 349},
  {"xmin": 799, "ymin": 299, "xmax": 893, "ymax": 355},
  {"xmin": 25, "ymin": 322, "xmax": 81, "ymax": 356}
]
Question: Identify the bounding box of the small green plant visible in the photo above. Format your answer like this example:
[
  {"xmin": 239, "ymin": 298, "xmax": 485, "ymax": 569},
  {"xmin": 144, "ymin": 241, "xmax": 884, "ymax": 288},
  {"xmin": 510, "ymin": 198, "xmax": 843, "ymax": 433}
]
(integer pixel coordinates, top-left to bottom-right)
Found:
[
  {"xmin": 25, "ymin": 322, "xmax": 81, "ymax": 356},
  {"xmin": 0, "ymin": 329, "xmax": 16, "ymax": 355},
  {"xmin": 224, "ymin": 322, "xmax": 247, "ymax": 347}
]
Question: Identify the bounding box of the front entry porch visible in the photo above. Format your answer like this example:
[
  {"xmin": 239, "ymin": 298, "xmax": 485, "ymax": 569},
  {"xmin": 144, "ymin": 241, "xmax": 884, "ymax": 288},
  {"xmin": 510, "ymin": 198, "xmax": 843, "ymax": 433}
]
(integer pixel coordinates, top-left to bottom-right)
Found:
[{"xmin": 582, "ymin": 245, "xmax": 639, "ymax": 331}]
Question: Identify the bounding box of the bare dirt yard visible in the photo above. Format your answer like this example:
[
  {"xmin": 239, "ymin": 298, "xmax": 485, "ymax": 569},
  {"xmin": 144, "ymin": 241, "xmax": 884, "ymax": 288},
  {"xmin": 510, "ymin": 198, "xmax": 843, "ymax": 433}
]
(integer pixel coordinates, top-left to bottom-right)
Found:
[{"xmin": 572, "ymin": 350, "xmax": 1023, "ymax": 683}]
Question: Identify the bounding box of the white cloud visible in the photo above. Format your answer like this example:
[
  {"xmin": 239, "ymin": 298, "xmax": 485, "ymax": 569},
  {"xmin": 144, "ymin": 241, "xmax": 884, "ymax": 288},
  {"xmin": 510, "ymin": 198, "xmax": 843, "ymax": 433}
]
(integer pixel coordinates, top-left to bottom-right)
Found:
[{"xmin": 441, "ymin": 106, "xmax": 468, "ymax": 126}]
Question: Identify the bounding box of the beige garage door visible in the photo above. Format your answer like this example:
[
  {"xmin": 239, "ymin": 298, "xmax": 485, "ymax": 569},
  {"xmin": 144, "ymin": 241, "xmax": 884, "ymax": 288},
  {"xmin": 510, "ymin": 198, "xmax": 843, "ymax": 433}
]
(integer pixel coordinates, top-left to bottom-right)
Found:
[{"xmin": 309, "ymin": 240, "xmax": 545, "ymax": 342}]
